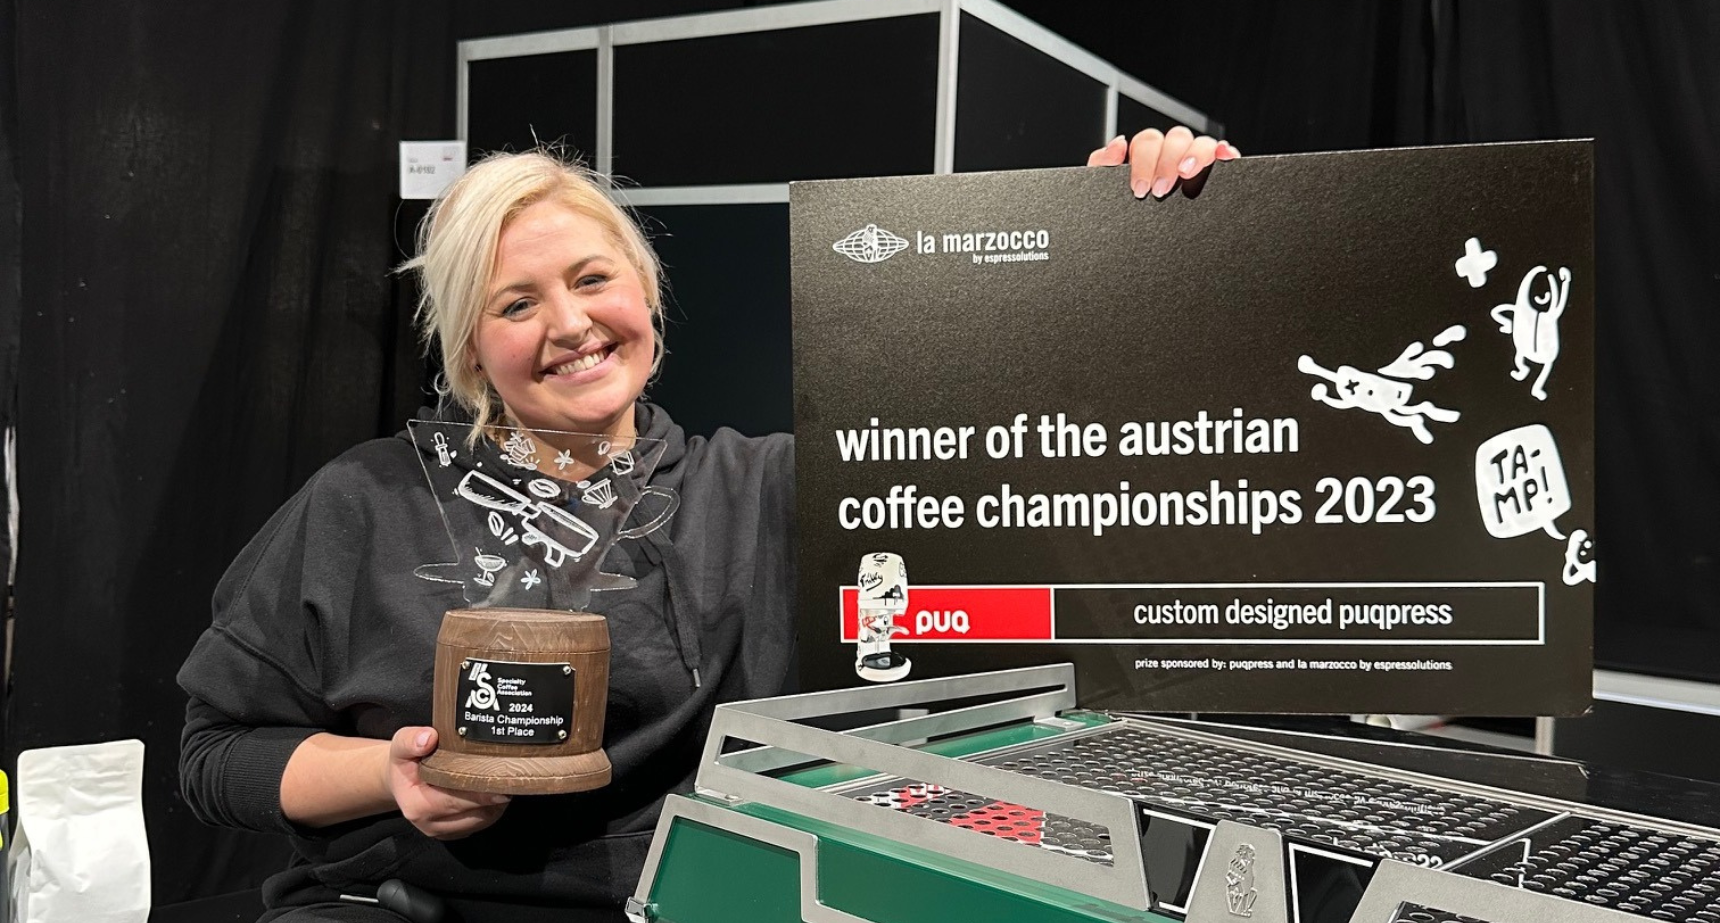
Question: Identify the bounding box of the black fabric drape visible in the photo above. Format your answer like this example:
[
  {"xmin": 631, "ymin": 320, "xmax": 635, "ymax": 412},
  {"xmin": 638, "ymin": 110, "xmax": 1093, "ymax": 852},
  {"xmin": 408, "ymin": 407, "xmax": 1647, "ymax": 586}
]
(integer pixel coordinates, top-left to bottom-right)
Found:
[
  {"xmin": 0, "ymin": 0, "xmax": 20, "ymax": 626},
  {"xmin": 9, "ymin": 0, "xmax": 453, "ymax": 903}
]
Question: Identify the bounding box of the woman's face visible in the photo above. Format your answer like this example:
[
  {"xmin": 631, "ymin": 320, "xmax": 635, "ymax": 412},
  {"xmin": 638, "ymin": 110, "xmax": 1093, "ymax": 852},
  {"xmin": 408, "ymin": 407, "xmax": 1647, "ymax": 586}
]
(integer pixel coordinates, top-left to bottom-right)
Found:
[{"xmin": 472, "ymin": 200, "xmax": 654, "ymax": 440}]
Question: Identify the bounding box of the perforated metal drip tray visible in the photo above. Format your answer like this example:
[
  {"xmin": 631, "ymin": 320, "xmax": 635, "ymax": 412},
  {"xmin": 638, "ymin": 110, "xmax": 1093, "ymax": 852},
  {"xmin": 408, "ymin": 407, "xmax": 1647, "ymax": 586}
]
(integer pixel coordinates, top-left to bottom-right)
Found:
[
  {"xmin": 1389, "ymin": 906, "xmax": 1487, "ymax": 923},
  {"xmin": 833, "ymin": 719, "xmax": 1720, "ymax": 919}
]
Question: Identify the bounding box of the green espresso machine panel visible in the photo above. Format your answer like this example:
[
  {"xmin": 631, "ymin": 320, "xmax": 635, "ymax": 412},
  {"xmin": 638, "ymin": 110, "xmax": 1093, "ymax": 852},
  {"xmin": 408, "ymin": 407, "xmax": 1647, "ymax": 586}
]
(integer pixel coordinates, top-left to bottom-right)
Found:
[{"xmin": 627, "ymin": 666, "xmax": 1720, "ymax": 923}]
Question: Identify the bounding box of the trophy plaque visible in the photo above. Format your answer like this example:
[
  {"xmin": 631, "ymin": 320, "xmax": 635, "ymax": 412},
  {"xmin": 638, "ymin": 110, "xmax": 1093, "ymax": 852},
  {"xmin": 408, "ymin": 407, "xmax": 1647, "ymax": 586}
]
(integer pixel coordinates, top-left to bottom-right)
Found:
[{"xmin": 409, "ymin": 420, "xmax": 678, "ymax": 794}]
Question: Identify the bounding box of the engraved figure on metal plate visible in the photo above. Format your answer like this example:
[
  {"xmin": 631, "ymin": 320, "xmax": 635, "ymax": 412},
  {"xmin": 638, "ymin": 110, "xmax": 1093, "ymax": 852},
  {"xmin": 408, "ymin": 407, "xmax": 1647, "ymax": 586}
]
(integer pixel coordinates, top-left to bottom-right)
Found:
[{"xmin": 1226, "ymin": 844, "xmax": 1259, "ymax": 918}]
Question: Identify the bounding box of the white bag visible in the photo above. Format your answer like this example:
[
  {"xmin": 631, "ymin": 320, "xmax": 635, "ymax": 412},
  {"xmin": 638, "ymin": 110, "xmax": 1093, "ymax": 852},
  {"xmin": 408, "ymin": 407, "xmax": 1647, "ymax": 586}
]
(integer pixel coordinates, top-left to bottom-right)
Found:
[{"xmin": 8, "ymin": 739, "xmax": 151, "ymax": 923}]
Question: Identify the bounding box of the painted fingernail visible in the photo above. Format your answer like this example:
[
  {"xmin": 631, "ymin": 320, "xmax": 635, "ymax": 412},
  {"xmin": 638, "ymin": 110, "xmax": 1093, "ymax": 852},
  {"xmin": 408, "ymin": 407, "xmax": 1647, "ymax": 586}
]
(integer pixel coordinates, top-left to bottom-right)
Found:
[
  {"xmin": 415, "ymin": 731, "xmax": 431, "ymax": 749},
  {"xmin": 1179, "ymin": 156, "xmax": 1198, "ymax": 176},
  {"xmin": 1151, "ymin": 176, "xmax": 1175, "ymax": 198},
  {"xmin": 1132, "ymin": 179, "xmax": 1149, "ymax": 199}
]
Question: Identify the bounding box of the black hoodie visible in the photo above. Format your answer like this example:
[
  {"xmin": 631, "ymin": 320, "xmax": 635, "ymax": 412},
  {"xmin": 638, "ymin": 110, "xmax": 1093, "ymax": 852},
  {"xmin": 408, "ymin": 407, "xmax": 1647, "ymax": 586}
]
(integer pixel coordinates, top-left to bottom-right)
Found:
[{"xmin": 177, "ymin": 403, "xmax": 795, "ymax": 913}]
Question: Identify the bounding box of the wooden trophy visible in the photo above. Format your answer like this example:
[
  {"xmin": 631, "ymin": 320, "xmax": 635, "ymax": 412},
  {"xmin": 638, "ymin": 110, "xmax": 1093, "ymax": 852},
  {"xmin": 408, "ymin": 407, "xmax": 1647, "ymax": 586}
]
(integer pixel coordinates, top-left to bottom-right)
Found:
[
  {"xmin": 409, "ymin": 423, "xmax": 678, "ymax": 795},
  {"xmin": 419, "ymin": 609, "xmax": 611, "ymax": 793}
]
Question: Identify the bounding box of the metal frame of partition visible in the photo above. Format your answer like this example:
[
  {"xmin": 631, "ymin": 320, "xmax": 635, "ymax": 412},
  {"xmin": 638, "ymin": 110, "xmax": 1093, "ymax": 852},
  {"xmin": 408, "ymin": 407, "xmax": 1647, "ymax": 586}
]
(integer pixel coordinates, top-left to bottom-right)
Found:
[
  {"xmin": 456, "ymin": 0, "xmax": 1219, "ymax": 207},
  {"xmin": 1535, "ymin": 668, "xmax": 1720, "ymax": 757}
]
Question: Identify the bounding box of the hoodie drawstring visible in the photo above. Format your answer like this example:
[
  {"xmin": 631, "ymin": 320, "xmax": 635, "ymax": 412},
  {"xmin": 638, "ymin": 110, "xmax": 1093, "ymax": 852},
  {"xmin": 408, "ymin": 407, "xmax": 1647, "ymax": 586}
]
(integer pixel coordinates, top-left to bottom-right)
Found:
[{"xmin": 640, "ymin": 526, "xmax": 702, "ymax": 688}]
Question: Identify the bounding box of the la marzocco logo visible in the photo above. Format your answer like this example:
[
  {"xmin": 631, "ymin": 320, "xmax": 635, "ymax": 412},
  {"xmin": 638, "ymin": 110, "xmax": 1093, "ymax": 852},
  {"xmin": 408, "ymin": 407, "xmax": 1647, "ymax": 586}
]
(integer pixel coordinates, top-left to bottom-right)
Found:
[
  {"xmin": 834, "ymin": 223, "xmax": 1053, "ymax": 266},
  {"xmin": 833, "ymin": 224, "xmax": 910, "ymax": 264}
]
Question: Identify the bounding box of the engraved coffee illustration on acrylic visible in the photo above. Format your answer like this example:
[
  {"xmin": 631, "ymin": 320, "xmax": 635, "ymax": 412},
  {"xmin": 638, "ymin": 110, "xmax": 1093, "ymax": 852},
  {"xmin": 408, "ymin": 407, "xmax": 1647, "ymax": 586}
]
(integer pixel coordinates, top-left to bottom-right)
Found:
[
  {"xmin": 407, "ymin": 420, "xmax": 680, "ymax": 794},
  {"xmin": 414, "ymin": 424, "xmax": 677, "ymax": 610}
]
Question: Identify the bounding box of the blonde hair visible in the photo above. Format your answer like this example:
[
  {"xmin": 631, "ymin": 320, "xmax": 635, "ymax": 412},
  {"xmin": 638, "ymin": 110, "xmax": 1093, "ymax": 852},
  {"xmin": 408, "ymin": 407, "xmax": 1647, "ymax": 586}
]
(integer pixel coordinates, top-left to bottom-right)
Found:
[{"xmin": 401, "ymin": 150, "xmax": 664, "ymax": 438}]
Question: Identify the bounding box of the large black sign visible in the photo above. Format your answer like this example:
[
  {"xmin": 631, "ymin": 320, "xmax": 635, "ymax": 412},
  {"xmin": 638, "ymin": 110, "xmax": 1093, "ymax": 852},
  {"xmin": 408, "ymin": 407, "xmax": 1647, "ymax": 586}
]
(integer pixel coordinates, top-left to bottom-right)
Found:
[{"xmin": 791, "ymin": 142, "xmax": 1593, "ymax": 715}]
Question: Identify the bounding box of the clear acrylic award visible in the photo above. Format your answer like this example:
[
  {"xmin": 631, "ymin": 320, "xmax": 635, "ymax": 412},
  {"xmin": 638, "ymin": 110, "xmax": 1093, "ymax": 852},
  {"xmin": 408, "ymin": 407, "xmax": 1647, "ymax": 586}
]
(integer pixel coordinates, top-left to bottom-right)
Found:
[{"xmin": 407, "ymin": 419, "xmax": 678, "ymax": 794}]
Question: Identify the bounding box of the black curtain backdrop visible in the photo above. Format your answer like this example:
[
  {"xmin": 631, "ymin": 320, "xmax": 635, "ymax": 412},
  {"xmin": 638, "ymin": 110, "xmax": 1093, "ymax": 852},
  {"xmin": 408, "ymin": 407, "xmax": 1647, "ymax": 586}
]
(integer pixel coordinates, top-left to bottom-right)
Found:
[
  {"xmin": 5, "ymin": 0, "xmax": 1717, "ymax": 906},
  {"xmin": 0, "ymin": 0, "xmax": 19, "ymax": 606},
  {"xmin": 7, "ymin": 0, "xmax": 456, "ymax": 902}
]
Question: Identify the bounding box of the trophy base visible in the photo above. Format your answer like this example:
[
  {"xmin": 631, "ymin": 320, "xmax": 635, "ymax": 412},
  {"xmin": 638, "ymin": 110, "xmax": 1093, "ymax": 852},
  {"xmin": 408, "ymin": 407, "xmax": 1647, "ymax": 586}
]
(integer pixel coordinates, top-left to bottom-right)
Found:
[{"xmin": 418, "ymin": 746, "xmax": 612, "ymax": 795}]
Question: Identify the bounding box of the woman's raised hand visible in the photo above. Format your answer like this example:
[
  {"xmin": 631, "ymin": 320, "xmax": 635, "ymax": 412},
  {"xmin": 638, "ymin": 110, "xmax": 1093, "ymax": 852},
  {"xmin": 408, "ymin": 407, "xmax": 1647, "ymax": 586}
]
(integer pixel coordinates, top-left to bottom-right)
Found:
[{"xmin": 1088, "ymin": 126, "xmax": 1240, "ymax": 199}]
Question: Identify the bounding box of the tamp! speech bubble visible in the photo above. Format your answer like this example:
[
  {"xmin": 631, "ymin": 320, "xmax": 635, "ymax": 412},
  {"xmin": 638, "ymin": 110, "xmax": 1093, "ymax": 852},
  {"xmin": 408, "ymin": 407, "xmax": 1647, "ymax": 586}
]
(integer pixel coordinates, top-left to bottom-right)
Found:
[{"xmin": 1474, "ymin": 424, "xmax": 1572, "ymax": 539}]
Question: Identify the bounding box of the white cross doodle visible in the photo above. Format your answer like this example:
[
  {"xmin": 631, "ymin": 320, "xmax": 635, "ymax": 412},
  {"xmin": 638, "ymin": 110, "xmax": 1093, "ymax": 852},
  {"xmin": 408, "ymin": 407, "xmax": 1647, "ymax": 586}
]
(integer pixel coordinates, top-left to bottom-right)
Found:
[{"xmin": 1455, "ymin": 237, "xmax": 1498, "ymax": 288}]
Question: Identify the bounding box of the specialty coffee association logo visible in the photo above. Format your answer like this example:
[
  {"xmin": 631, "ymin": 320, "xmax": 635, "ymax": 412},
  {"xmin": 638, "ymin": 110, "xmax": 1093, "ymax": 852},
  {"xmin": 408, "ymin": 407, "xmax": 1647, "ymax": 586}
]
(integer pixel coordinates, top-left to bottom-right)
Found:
[
  {"xmin": 834, "ymin": 223, "xmax": 1053, "ymax": 267},
  {"xmin": 464, "ymin": 661, "xmax": 498, "ymax": 710}
]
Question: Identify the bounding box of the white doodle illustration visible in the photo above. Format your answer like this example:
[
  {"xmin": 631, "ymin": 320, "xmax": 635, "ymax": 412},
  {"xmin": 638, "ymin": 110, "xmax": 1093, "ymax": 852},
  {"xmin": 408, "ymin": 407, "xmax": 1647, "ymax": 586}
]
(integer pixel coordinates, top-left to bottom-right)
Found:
[
  {"xmin": 472, "ymin": 553, "xmax": 507, "ymax": 588},
  {"xmin": 1474, "ymin": 424, "xmax": 1573, "ymax": 539},
  {"xmin": 527, "ymin": 478, "xmax": 562, "ymax": 500},
  {"xmin": 486, "ymin": 511, "xmax": 520, "ymax": 546},
  {"xmin": 1563, "ymin": 529, "xmax": 1596, "ymax": 585},
  {"xmin": 855, "ymin": 552, "xmax": 912, "ymax": 683},
  {"xmin": 610, "ymin": 451, "xmax": 635, "ymax": 476},
  {"xmin": 502, "ymin": 430, "xmax": 540, "ymax": 469},
  {"xmin": 456, "ymin": 469, "xmax": 599, "ymax": 567},
  {"xmin": 1491, "ymin": 265, "xmax": 1570, "ymax": 401},
  {"xmin": 410, "ymin": 421, "xmax": 684, "ymax": 611},
  {"xmin": 1298, "ymin": 326, "xmax": 1467, "ymax": 444},
  {"xmin": 581, "ymin": 478, "xmax": 618, "ymax": 510},
  {"xmin": 1454, "ymin": 237, "xmax": 1498, "ymax": 288},
  {"xmin": 432, "ymin": 432, "xmax": 455, "ymax": 467}
]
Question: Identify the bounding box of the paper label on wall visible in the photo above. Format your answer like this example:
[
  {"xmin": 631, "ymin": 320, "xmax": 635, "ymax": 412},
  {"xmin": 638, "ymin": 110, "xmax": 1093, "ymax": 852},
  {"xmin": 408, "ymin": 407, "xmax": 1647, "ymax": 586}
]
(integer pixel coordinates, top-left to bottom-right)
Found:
[{"xmin": 399, "ymin": 141, "xmax": 468, "ymax": 200}]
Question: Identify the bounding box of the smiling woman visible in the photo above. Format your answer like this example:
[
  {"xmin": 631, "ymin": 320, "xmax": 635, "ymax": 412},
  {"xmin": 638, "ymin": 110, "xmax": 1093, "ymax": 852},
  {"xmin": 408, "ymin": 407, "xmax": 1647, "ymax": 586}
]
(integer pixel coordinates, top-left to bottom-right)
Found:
[
  {"xmin": 176, "ymin": 149, "xmax": 804, "ymax": 923},
  {"xmin": 404, "ymin": 153, "xmax": 667, "ymax": 444},
  {"xmin": 467, "ymin": 202, "xmax": 654, "ymax": 439}
]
